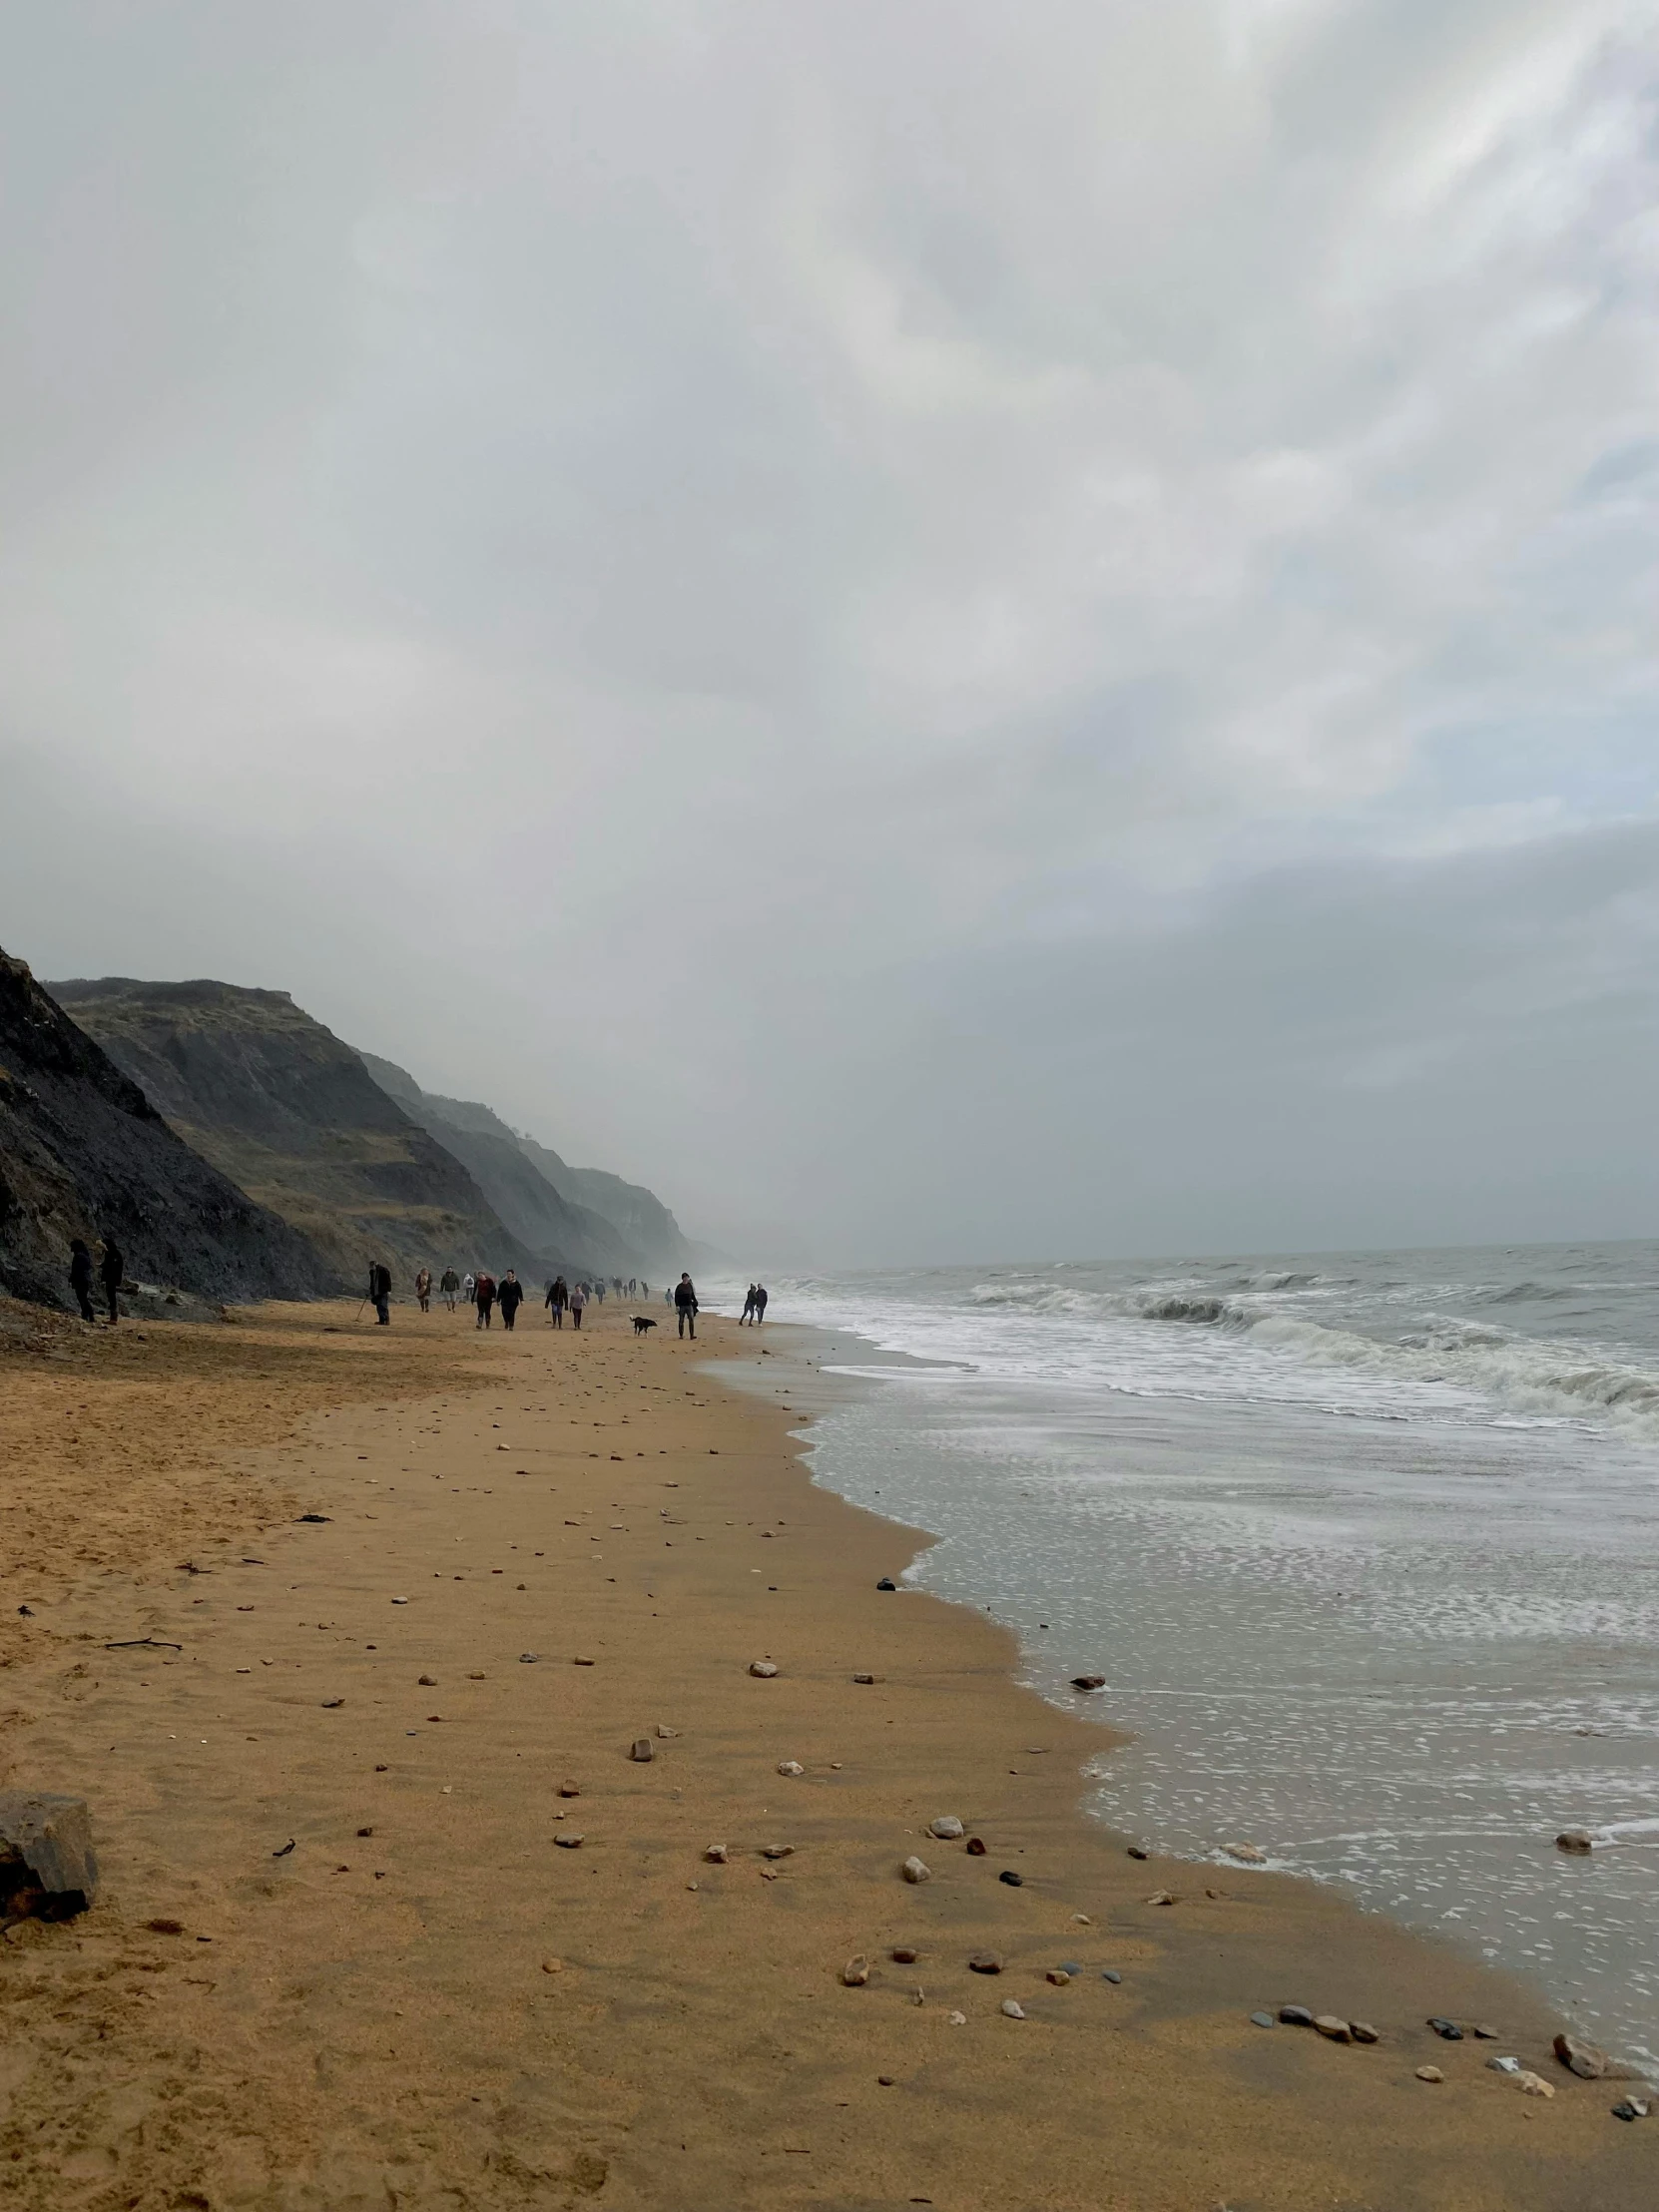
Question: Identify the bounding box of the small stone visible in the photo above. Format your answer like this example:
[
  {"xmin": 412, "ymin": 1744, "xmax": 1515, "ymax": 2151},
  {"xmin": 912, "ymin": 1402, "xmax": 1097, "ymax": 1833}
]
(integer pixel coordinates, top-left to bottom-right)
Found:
[
  {"xmin": 1060, "ymin": 1961, "xmax": 1083, "ymax": 1974},
  {"xmin": 1250, "ymin": 2011, "xmax": 1275, "ymax": 2028},
  {"xmin": 750, "ymin": 1661, "xmax": 779, "ymax": 1678},
  {"xmin": 1126, "ymin": 1845, "xmax": 1149, "ymax": 1860},
  {"xmin": 541, "ymin": 1957, "xmax": 563, "ymax": 1973},
  {"xmin": 1612, "ymin": 2097, "xmax": 1652, "ymax": 2120},
  {"xmin": 572, "ymin": 1655, "xmax": 595, "ymax": 1666},
  {"xmin": 1071, "ymin": 1675, "xmax": 1106, "ymax": 1691},
  {"xmin": 1553, "ymin": 2030, "xmax": 1608, "ymax": 2078},
  {"xmin": 1072, "ymin": 1913, "xmax": 1092, "ymax": 1925},
  {"xmin": 558, "ymin": 1781, "xmax": 582, "ymax": 1798},
  {"xmin": 1314, "ymin": 2015, "xmax": 1352, "ymax": 2042},
  {"xmin": 778, "ymin": 1761, "xmax": 805, "ymax": 1777},
  {"xmin": 1000, "ymin": 1999, "xmax": 1025, "ymax": 2019},
  {"xmin": 1427, "ymin": 2017, "xmax": 1464, "ymax": 2040},
  {"xmin": 876, "ymin": 1577, "xmax": 897, "ymax": 1591},
  {"xmin": 391, "ymin": 1596, "xmax": 408, "ymax": 1605},
  {"xmin": 877, "ymin": 2073, "xmax": 894, "ymax": 2085},
  {"xmin": 967, "ymin": 1950, "xmax": 1003, "ymax": 1974},
  {"xmin": 1516, "ymin": 2071, "xmax": 1555, "ymax": 2098},
  {"xmin": 656, "ymin": 1725, "xmax": 679, "ymax": 1739},
  {"xmin": 929, "ymin": 1817, "xmax": 964, "ymax": 1840},
  {"xmin": 1470, "ymin": 2022, "xmax": 1499, "ymax": 2039},
  {"xmin": 321, "ymin": 1698, "xmax": 344, "ymax": 1709},
  {"xmin": 0, "ymin": 1792, "xmax": 99, "ymax": 1910},
  {"xmin": 1555, "ymin": 1828, "xmax": 1594, "ymax": 1854},
  {"xmin": 891, "ymin": 1945, "xmax": 919, "ymax": 1964},
  {"xmin": 468, "ymin": 1672, "xmax": 485, "ymax": 1680},
  {"xmin": 704, "ymin": 1844, "xmax": 728, "ymax": 1863},
  {"xmin": 519, "ymin": 1653, "xmax": 540, "ymax": 1664},
  {"xmin": 418, "ymin": 1675, "xmax": 436, "ymax": 1687},
  {"xmin": 999, "ymin": 1870, "xmax": 1024, "ymax": 1888},
  {"xmin": 1486, "ymin": 2055, "xmax": 1521, "ymax": 2074},
  {"xmin": 964, "ymin": 1837, "xmax": 987, "ymax": 1856},
  {"xmin": 852, "ymin": 1672, "xmax": 879, "ymax": 1684},
  {"xmin": 630, "ymin": 1738, "xmax": 655, "ymax": 1762},
  {"xmin": 1280, "ymin": 2006, "xmax": 1315, "ymax": 2027},
  {"xmin": 1102, "ymin": 1969, "xmax": 1122, "ymax": 1984},
  {"xmin": 762, "ymin": 1844, "xmax": 795, "ymax": 1860},
  {"xmin": 1350, "ymin": 2022, "xmax": 1380, "ymax": 2044},
  {"xmin": 145, "ymin": 1917, "xmax": 185, "ymax": 1935},
  {"xmin": 1223, "ymin": 1843, "xmax": 1267, "ymax": 1865},
  {"xmin": 902, "ymin": 1856, "xmax": 932, "ymax": 1884},
  {"xmin": 1046, "ymin": 1969, "xmax": 1070, "ymax": 1986},
  {"xmin": 948, "ymin": 2010, "xmax": 967, "ymax": 2025},
  {"xmin": 554, "ymin": 1833, "xmax": 584, "ymax": 1849},
  {"xmin": 841, "ymin": 1955, "xmax": 870, "ymax": 1986},
  {"xmin": 1415, "ymin": 2065, "xmax": 1443, "ymax": 2083},
  {"xmin": 1145, "ymin": 1890, "xmax": 1176, "ymax": 1906}
]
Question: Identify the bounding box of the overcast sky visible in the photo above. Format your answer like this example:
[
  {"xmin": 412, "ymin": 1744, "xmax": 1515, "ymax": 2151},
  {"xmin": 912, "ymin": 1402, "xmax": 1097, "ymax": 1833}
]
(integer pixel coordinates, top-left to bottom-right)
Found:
[{"xmin": 2, "ymin": 1, "xmax": 1656, "ymax": 1265}]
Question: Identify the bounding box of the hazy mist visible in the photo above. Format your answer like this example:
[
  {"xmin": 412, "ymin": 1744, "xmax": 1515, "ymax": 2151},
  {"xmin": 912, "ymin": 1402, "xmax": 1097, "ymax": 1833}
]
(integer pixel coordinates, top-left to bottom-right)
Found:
[{"xmin": 3, "ymin": 1, "xmax": 1655, "ymax": 1264}]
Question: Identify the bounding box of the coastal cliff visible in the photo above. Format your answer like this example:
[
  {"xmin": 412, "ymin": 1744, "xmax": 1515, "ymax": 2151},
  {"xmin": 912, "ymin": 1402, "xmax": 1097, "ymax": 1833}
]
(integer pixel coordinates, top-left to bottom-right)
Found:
[{"xmin": 0, "ymin": 951, "xmax": 331, "ymax": 1310}]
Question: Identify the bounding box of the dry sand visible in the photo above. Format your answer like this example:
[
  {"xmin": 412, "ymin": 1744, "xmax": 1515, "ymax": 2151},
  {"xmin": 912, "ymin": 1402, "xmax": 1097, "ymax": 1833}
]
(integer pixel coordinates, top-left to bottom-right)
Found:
[{"xmin": 0, "ymin": 1294, "xmax": 1652, "ymax": 2210}]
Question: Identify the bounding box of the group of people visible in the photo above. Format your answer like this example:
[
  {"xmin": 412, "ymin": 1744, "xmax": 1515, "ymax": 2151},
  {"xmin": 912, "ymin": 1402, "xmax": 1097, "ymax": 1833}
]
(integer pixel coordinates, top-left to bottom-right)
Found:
[
  {"xmin": 739, "ymin": 1282, "xmax": 770, "ymax": 1326},
  {"xmin": 368, "ymin": 1263, "xmax": 665, "ymax": 1332},
  {"xmin": 67, "ymin": 1236, "xmax": 125, "ymax": 1324}
]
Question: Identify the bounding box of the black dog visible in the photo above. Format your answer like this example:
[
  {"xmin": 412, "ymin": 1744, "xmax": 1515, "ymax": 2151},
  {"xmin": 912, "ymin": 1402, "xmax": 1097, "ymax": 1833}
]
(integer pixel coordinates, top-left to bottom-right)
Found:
[{"xmin": 632, "ymin": 1316, "xmax": 658, "ymax": 1336}]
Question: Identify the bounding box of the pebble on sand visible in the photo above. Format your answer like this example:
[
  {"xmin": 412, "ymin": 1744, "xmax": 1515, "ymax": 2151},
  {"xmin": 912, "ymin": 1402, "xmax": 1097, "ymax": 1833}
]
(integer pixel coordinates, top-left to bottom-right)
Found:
[
  {"xmin": 1486, "ymin": 2055, "xmax": 1521, "ymax": 2074},
  {"xmin": 704, "ymin": 1844, "xmax": 729, "ymax": 1863},
  {"xmin": 1427, "ymin": 2017, "xmax": 1464, "ymax": 2040},
  {"xmin": 999, "ymin": 1871, "xmax": 1024, "ymax": 1888},
  {"xmin": 1223, "ymin": 1843, "xmax": 1268, "ymax": 1865},
  {"xmin": 778, "ymin": 1761, "xmax": 805, "ymax": 1777},
  {"xmin": 1555, "ymin": 1829, "xmax": 1594, "ymax": 1854},
  {"xmin": 762, "ymin": 1844, "xmax": 795, "ymax": 1860},
  {"xmin": 1102, "ymin": 1969, "xmax": 1122, "ymax": 1984},
  {"xmin": 1144, "ymin": 1890, "xmax": 1176, "ymax": 1906},
  {"xmin": 1046, "ymin": 1969, "xmax": 1071, "ymax": 1986},
  {"xmin": 1250, "ymin": 2012, "xmax": 1275, "ymax": 2028},
  {"xmin": 554, "ymin": 1833, "xmax": 584, "ymax": 1849},
  {"xmin": 558, "ymin": 1781, "xmax": 582, "ymax": 1798},
  {"xmin": 968, "ymin": 1950, "xmax": 1003, "ymax": 1974},
  {"xmin": 928, "ymin": 1817, "xmax": 964, "ymax": 1840},
  {"xmin": 1611, "ymin": 2097, "xmax": 1653, "ymax": 2120},
  {"xmin": 656, "ymin": 1725, "xmax": 680, "ymax": 1739},
  {"xmin": 1516, "ymin": 2072, "xmax": 1555, "ymax": 2098},
  {"xmin": 1553, "ymin": 2030, "xmax": 1608, "ymax": 2078},
  {"xmin": 876, "ymin": 1578, "xmax": 897, "ymax": 1591},
  {"xmin": 852, "ymin": 1672, "xmax": 881, "ymax": 1684},
  {"xmin": 902, "ymin": 1856, "xmax": 932, "ymax": 1884},
  {"xmin": 541, "ymin": 1957, "xmax": 563, "ymax": 1973},
  {"xmin": 418, "ymin": 1675, "xmax": 437, "ymax": 1687},
  {"xmin": 1350, "ymin": 2022, "xmax": 1380, "ymax": 2044},
  {"xmin": 321, "ymin": 1698, "xmax": 345, "ymax": 1709},
  {"xmin": 1279, "ymin": 2006, "xmax": 1314, "ymax": 2026},
  {"xmin": 1000, "ymin": 1999, "xmax": 1026, "ymax": 2019},
  {"xmin": 1415, "ymin": 2066, "xmax": 1444, "ymax": 2083},
  {"xmin": 630, "ymin": 1738, "xmax": 655, "ymax": 1763},
  {"xmin": 891, "ymin": 1946, "xmax": 919, "ymax": 1964},
  {"xmin": 964, "ymin": 1837, "xmax": 988, "ymax": 1857},
  {"xmin": 749, "ymin": 1661, "xmax": 780, "ymax": 1678},
  {"xmin": 949, "ymin": 2010, "xmax": 967, "ymax": 2025},
  {"xmin": 1313, "ymin": 2016, "xmax": 1352, "ymax": 2042},
  {"xmin": 1126, "ymin": 1845, "xmax": 1149, "ymax": 1860},
  {"xmin": 1070, "ymin": 1675, "xmax": 1106, "ymax": 1691},
  {"xmin": 841, "ymin": 1955, "xmax": 870, "ymax": 1985}
]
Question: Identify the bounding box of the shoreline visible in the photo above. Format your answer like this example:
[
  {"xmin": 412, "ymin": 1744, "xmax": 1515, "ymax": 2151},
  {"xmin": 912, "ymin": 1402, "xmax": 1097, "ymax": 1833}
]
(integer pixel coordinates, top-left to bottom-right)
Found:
[{"xmin": 0, "ymin": 1297, "xmax": 1651, "ymax": 2208}]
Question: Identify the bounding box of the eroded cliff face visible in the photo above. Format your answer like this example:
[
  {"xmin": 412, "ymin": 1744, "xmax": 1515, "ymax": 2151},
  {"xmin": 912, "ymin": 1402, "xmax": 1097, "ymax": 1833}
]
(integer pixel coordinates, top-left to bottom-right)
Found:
[
  {"xmin": 49, "ymin": 979, "xmax": 540, "ymax": 1289},
  {"xmin": 0, "ymin": 953, "xmax": 331, "ymax": 1310},
  {"xmin": 356, "ymin": 1054, "xmax": 689, "ymax": 1278}
]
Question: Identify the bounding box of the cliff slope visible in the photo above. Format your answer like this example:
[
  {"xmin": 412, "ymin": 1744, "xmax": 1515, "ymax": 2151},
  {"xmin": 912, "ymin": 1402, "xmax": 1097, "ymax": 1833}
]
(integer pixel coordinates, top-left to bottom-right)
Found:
[
  {"xmin": 355, "ymin": 1055, "xmax": 650, "ymax": 1279},
  {"xmin": 0, "ymin": 952, "xmax": 331, "ymax": 1310},
  {"xmin": 50, "ymin": 979, "xmax": 546, "ymax": 1288}
]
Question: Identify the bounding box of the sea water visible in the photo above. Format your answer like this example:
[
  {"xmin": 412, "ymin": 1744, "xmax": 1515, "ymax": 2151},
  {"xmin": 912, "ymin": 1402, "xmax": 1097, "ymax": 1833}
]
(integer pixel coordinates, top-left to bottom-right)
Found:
[{"xmin": 709, "ymin": 1243, "xmax": 1659, "ymax": 2061}]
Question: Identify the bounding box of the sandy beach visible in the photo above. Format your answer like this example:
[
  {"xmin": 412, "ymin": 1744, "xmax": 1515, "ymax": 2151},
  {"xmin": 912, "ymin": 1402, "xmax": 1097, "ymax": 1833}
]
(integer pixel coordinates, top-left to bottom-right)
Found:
[{"xmin": 0, "ymin": 1296, "xmax": 1651, "ymax": 2211}]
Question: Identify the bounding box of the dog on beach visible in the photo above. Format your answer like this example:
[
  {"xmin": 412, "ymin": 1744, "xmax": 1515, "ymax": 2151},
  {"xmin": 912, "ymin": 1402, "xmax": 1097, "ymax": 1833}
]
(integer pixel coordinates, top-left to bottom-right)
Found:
[{"xmin": 632, "ymin": 1316, "xmax": 658, "ymax": 1335}]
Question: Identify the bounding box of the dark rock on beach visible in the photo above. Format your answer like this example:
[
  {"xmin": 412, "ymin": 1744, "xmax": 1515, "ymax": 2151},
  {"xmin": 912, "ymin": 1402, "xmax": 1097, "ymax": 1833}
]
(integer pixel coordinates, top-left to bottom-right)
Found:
[{"xmin": 0, "ymin": 1791, "xmax": 99, "ymax": 1919}]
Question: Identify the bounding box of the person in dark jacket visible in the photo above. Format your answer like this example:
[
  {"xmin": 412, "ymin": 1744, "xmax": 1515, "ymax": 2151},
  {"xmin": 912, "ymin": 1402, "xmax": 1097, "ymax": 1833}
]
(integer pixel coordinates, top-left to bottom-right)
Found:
[
  {"xmin": 498, "ymin": 1269, "xmax": 524, "ymax": 1331},
  {"xmin": 674, "ymin": 1272, "xmax": 698, "ymax": 1339},
  {"xmin": 475, "ymin": 1271, "xmax": 497, "ymax": 1329},
  {"xmin": 100, "ymin": 1238, "xmax": 125, "ymax": 1325},
  {"xmin": 370, "ymin": 1260, "xmax": 392, "ymax": 1325},
  {"xmin": 545, "ymin": 1275, "xmax": 567, "ymax": 1328},
  {"xmin": 754, "ymin": 1283, "xmax": 769, "ymax": 1324},
  {"xmin": 69, "ymin": 1239, "xmax": 96, "ymax": 1322}
]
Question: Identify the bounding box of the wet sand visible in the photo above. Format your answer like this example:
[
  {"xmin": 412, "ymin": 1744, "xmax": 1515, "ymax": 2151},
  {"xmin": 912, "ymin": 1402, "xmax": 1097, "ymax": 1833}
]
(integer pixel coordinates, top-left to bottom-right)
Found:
[{"xmin": 0, "ymin": 1295, "xmax": 1651, "ymax": 2210}]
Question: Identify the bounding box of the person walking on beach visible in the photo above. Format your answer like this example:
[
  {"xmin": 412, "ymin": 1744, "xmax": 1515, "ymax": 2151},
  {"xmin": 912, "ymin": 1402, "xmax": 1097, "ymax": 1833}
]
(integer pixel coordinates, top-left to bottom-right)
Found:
[
  {"xmin": 740, "ymin": 1284, "xmax": 757, "ymax": 1325},
  {"xmin": 369, "ymin": 1260, "xmax": 392, "ymax": 1326},
  {"xmin": 474, "ymin": 1271, "xmax": 496, "ymax": 1329},
  {"xmin": 569, "ymin": 1281, "xmax": 587, "ymax": 1329},
  {"xmin": 99, "ymin": 1237, "xmax": 125, "ymax": 1325},
  {"xmin": 754, "ymin": 1282, "xmax": 769, "ymax": 1324},
  {"xmin": 462, "ymin": 1272, "xmax": 475, "ymax": 1307},
  {"xmin": 546, "ymin": 1275, "xmax": 567, "ymax": 1327},
  {"xmin": 414, "ymin": 1267, "xmax": 432, "ymax": 1314},
  {"xmin": 675, "ymin": 1272, "xmax": 698, "ymax": 1339},
  {"xmin": 69, "ymin": 1239, "xmax": 96, "ymax": 1322},
  {"xmin": 498, "ymin": 1269, "xmax": 524, "ymax": 1331},
  {"xmin": 440, "ymin": 1267, "xmax": 460, "ymax": 1312}
]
